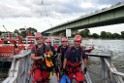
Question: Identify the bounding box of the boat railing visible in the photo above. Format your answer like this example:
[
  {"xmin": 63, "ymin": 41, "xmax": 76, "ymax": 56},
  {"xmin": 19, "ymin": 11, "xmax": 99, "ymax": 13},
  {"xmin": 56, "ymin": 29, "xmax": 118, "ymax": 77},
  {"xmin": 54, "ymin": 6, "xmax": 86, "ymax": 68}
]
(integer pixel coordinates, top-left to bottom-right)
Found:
[
  {"xmin": 2, "ymin": 50, "xmax": 33, "ymax": 83},
  {"xmin": 86, "ymin": 53, "xmax": 124, "ymax": 83},
  {"xmin": 2, "ymin": 50, "xmax": 124, "ymax": 83}
]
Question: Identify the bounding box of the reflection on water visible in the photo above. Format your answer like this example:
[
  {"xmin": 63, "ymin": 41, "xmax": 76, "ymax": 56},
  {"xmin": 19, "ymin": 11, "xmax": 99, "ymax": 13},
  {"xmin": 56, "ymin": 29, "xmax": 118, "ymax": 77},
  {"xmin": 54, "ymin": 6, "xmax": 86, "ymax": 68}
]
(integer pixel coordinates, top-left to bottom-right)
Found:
[
  {"xmin": 0, "ymin": 60, "xmax": 11, "ymax": 82},
  {"xmin": 84, "ymin": 39, "xmax": 124, "ymax": 69},
  {"xmin": 83, "ymin": 39, "xmax": 124, "ymax": 83},
  {"xmin": 83, "ymin": 39, "xmax": 124, "ymax": 56},
  {"xmin": 0, "ymin": 68, "xmax": 9, "ymax": 82}
]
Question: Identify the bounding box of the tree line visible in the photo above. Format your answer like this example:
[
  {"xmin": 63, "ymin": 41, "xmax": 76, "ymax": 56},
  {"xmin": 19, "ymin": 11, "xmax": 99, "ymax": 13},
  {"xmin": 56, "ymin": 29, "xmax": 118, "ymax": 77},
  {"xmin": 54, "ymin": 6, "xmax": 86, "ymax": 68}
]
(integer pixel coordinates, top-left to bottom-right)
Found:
[
  {"xmin": 72, "ymin": 28, "xmax": 124, "ymax": 39},
  {"xmin": 14, "ymin": 27, "xmax": 37, "ymax": 38},
  {"xmin": 0, "ymin": 27, "xmax": 37, "ymax": 38},
  {"xmin": 0, "ymin": 27, "xmax": 124, "ymax": 39}
]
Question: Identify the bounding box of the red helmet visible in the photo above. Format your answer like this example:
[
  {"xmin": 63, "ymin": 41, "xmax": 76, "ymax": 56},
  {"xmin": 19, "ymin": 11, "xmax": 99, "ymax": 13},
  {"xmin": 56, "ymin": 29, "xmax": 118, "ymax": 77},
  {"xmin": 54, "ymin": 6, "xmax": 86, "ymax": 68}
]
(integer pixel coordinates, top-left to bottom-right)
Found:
[
  {"xmin": 45, "ymin": 39, "xmax": 51, "ymax": 43},
  {"xmin": 35, "ymin": 33, "xmax": 43, "ymax": 39},
  {"xmin": 62, "ymin": 38, "xmax": 68, "ymax": 42},
  {"xmin": 74, "ymin": 35, "xmax": 82, "ymax": 43}
]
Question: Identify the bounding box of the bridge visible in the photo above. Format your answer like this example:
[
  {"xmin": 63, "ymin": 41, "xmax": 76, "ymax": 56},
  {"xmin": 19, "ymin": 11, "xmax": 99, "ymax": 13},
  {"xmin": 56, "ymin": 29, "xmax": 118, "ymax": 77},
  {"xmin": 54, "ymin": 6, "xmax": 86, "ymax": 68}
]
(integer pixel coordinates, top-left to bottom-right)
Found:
[
  {"xmin": 43, "ymin": 2, "xmax": 124, "ymax": 34},
  {"xmin": 1, "ymin": 2, "xmax": 124, "ymax": 83}
]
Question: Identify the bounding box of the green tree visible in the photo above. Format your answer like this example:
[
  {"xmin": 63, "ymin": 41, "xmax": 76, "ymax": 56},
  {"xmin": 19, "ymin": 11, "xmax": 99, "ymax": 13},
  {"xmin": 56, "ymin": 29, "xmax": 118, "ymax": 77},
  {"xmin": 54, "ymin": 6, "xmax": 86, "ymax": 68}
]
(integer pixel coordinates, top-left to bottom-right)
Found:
[
  {"xmin": 111, "ymin": 33, "xmax": 121, "ymax": 39},
  {"xmin": 92, "ymin": 33, "xmax": 99, "ymax": 38},
  {"xmin": 79, "ymin": 28, "xmax": 90, "ymax": 38},
  {"xmin": 106, "ymin": 32, "xmax": 112, "ymax": 39},
  {"xmin": 84, "ymin": 28, "xmax": 90, "ymax": 37},
  {"xmin": 14, "ymin": 29, "xmax": 20, "ymax": 35},
  {"xmin": 121, "ymin": 31, "xmax": 124, "ymax": 39},
  {"xmin": 20, "ymin": 31, "xmax": 27, "ymax": 38},
  {"xmin": 27, "ymin": 27, "xmax": 37, "ymax": 35},
  {"xmin": 19, "ymin": 27, "xmax": 37, "ymax": 38},
  {"xmin": 18, "ymin": 28, "xmax": 26, "ymax": 37},
  {"xmin": 100, "ymin": 31, "xmax": 107, "ymax": 38},
  {"xmin": 0, "ymin": 31, "xmax": 2, "ymax": 36}
]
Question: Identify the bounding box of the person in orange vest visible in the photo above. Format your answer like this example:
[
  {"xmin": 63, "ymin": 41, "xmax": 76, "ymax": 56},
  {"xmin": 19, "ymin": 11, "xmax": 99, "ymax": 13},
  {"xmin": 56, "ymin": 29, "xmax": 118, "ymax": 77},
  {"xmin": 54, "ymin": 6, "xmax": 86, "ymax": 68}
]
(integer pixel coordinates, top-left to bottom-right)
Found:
[
  {"xmin": 63, "ymin": 35, "xmax": 88, "ymax": 83},
  {"xmin": 45, "ymin": 38, "xmax": 56, "ymax": 78},
  {"xmin": 45, "ymin": 39, "xmax": 56, "ymax": 56},
  {"xmin": 30, "ymin": 33, "xmax": 51, "ymax": 83}
]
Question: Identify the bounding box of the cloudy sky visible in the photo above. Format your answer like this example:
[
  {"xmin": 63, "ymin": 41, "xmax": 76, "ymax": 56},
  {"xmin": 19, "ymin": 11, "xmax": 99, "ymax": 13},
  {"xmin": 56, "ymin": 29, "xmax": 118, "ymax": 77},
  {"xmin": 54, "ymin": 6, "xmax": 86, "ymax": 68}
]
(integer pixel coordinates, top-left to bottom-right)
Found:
[{"xmin": 0, "ymin": 0, "xmax": 124, "ymax": 34}]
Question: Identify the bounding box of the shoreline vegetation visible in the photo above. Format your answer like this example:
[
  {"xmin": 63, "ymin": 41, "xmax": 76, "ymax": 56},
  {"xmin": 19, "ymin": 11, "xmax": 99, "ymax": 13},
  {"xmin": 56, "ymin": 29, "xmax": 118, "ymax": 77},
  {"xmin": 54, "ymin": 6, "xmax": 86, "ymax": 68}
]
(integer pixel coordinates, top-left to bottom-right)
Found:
[
  {"xmin": 82, "ymin": 38, "xmax": 124, "ymax": 40},
  {"xmin": 0, "ymin": 28, "xmax": 124, "ymax": 39},
  {"xmin": 70, "ymin": 28, "xmax": 124, "ymax": 40}
]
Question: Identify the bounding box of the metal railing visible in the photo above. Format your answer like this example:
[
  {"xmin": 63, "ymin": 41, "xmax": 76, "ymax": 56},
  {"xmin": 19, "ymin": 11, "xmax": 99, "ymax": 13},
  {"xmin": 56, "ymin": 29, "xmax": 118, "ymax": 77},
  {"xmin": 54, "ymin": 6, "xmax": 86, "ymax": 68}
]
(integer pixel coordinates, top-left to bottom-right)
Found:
[
  {"xmin": 86, "ymin": 53, "xmax": 124, "ymax": 83},
  {"xmin": 2, "ymin": 50, "xmax": 32, "ymax": 83},
  {"xmin": 2, "ymin": 51, "xmax": 124, "ymax": 83}
]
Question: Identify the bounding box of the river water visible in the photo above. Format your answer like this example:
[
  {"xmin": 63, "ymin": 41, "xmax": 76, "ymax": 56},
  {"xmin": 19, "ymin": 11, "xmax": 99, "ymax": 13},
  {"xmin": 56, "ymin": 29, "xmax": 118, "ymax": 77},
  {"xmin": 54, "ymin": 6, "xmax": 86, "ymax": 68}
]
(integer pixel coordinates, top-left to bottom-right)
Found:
[
  {"xmin": 83, "ymin": 39, "xmax": 124, "ymax": 61},
  {"xmin": 83, "ymin": 39, "xmax": 124, "ymax": 83}
]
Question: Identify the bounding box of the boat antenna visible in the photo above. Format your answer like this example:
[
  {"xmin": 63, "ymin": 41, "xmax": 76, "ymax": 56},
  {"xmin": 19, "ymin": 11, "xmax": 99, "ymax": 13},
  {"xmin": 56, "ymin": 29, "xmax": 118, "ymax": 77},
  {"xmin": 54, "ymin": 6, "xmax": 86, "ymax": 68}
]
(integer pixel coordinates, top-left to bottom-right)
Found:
[
  {"xmin": 41, "ymin": 0, "xmax": 44, "ymax": 4},
  {"xmin": 40, "ymin": 0, "xmax": 53, "ymax": 27},
  {"xmin": 2, "ymin": 25, "xmax": 11, "ymax": 38},
  {"xmin": 3, "ymin": 25, "xmax": 8, "ymax": 32}
]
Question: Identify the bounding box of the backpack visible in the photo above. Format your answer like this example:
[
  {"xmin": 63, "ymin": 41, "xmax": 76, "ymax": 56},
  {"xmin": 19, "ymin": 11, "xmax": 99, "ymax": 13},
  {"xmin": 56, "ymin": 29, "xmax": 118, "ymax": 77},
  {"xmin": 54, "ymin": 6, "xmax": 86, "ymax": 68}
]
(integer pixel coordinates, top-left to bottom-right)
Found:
[{"xmin": 59, "ymin": 75, "xmax": 71, "ymax": 83}]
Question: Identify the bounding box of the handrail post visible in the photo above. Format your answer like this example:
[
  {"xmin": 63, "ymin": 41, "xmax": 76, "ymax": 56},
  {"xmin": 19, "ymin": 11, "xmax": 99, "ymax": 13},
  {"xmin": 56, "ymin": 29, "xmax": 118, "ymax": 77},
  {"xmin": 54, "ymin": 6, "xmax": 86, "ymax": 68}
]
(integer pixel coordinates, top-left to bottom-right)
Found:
[{"xmin": 100, "ymin": 57, "xmax": 110, "ymax": 83}]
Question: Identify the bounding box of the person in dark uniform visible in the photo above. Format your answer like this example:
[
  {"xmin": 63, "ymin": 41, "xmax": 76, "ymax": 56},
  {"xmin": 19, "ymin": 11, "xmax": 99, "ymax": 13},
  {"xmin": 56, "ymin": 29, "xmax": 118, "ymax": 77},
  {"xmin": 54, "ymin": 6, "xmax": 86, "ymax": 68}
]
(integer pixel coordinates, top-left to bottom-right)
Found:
[
  {"xmin": 31, "ymin": 33, "xmax": 51, "ymax": 83},
  {"xmin": 57, "ymin": 37, "xmax": 69, "ymax": 70},
  {"xmin": 63, "ymin": 35, "xmax": 88, "ymax": 83}
]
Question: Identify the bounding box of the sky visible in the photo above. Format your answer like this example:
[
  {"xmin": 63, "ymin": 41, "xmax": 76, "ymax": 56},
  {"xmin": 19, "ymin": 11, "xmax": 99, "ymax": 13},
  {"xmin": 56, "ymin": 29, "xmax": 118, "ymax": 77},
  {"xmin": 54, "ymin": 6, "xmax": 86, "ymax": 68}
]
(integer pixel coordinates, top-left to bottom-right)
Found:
[{"xmin": 0, "ymin": 0, "xmax": 124, "ymax": 34}]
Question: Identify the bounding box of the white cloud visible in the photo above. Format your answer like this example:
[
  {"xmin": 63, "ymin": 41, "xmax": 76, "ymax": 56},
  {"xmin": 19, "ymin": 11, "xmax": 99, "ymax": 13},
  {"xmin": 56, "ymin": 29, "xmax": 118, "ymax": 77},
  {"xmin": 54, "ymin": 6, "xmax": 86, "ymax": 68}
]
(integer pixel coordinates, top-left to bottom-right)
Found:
[
  {"xmin": 97, "ymin": 4, "xmax": 111, "ymax": 10},
  {"xmin": 0, "ymin": 0, "xmax": 123, "ymax": 33},
  {"xmin": 0, "ymin": 3, "xmax": 34, "ymax": 18},
  {"xmin": 80, "ymin": 2, "xmax": 94, "ymax": 8}
]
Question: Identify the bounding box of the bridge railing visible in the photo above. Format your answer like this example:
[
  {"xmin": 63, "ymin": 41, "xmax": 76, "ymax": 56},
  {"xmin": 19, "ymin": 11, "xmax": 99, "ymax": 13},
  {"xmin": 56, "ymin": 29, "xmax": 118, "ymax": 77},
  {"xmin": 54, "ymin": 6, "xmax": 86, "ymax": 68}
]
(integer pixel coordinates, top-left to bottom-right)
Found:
[{"xmin": 86, "ymin": 53, "xmax": 124, "ymax": 83}]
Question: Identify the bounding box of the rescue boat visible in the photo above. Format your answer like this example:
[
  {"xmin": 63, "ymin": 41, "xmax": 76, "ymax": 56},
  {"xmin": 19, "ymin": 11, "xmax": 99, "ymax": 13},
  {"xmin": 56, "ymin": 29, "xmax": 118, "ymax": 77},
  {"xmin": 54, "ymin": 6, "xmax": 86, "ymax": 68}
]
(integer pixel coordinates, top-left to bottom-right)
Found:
[{"xmin": 0, "ymin": 33, "xmax": 35, "ymax": 57}]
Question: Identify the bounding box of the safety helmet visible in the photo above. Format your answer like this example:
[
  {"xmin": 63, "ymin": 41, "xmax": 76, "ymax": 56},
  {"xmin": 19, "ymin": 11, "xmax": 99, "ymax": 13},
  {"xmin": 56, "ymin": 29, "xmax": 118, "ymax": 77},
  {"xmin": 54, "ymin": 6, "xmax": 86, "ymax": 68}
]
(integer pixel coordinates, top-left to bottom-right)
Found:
[
  {"xmin": 35, "ymin": 33, "xmax": 43, "ymax": 39},
  {"xmin": 45, "ymin": 39, "xmax": 51, "ymax": 43},
  {"xmin": 62, "ymin": 38, "xmax": 68, "ymax": 42},
  {"xmin": 74, "ymin": 35, "xmax": 82, "ymax": 43}
]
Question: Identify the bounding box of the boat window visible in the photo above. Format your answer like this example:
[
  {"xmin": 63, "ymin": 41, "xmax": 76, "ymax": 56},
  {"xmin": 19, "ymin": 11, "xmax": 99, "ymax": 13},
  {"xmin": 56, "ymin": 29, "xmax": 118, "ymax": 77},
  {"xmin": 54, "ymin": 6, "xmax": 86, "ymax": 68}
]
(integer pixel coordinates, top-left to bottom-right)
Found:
[{"xmin": 4, "ymin": 41, "xmax": 10, "ymax": 44}]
